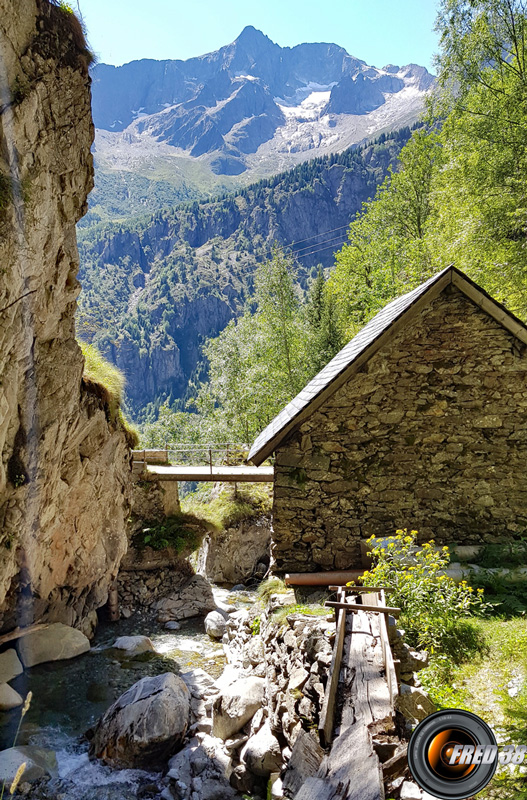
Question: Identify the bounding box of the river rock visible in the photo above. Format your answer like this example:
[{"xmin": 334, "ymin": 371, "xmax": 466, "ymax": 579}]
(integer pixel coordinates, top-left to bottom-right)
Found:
[
  {"xmin": 154, "ymin": 575, "xmax": 216, "ymax": 622},
  {"xmin": 165, "ymin": 621, "xmax": 181, "ymax": 631},
  {"xmin": 396, "ymin": 683, "xmax": 436, "ymax": 723},
  {"xmin": 205, "ymin": 611, "xmax": 228, "ymax": 639},
  {"xmin": 0, "ymin": 683, "xmax": 23, "ymax": 710},
  {"xmin": 241, "ymin": 721, "xmax": 282, "ymax": 777},
  {"xmin": 17, "ymin": 624, "xmax": 90, "ymax": 668},
  {"xmin": 167, "ymin": 735, "xmax": 240, "ymax": 800},
  {"xmin": 0, "ymin": 747, "xmax": 57, "ymax": 783},
  {"xmin": 90, "ymin": 672, "xmax": 190, "ymax": 768},
  {"xmin": 212, "ymin": 677, "xmax": 266, "ymax": 741},
  {"xmin": 112, "ymin": 635, "xmax": 156, "ymax": 656},
  {"xmin": 0, "ymin": 649, "xmax": 23, "ymax": 683}
]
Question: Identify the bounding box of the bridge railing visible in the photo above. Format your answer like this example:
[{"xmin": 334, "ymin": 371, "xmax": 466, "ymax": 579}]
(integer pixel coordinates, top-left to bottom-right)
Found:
[{"xmin": 132, "ymin": 443, "xmax": 251, "ymax": 468}]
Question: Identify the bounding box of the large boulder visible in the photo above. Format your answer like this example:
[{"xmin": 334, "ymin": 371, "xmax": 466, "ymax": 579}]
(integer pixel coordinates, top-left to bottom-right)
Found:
[
  {"xmin": 112, "ymin": 635, "xmax": 156, "ymax": 656},
  {"xmin": 0, "ymin": 649, "xmax": 23, "ymax": 683},
  {"xmin": 196, "ymin": 517, "xmax": 271, "ymax": 584},
  {"xmin": 17, "ymin": 624, "xmax": 90, "ymax": 668},
  {"xmin": 0, "ymin": 747, "xmax": 57, "ymax": 784},
  {"xmin": 212, "ymin": 677, "xmax": 265, "ymax": 741},
  {"xmin": 205, "ymin": 611, "xmax": 228, "ymax": 639},
  {"xmin": 90, "ymin": 672, "xmax": 190, "ymax": 769},
  {"xmin": 240, "ymin": 721, "xmax": 282, "ymax": 777},
  {"xmin": 155, "ymin": 575, "xmax": 216, "ymax": 623},
  {"xmin": 0, "ymin": 683, "xmax": 23, "ymax": 710}
]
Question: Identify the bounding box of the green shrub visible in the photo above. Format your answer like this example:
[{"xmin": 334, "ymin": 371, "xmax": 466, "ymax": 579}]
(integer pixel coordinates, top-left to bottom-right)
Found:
[
  {"xmin": 133, "ymin": 515, "xmax": 202, "ymax": 553},
  {"xmin": 359, "ymin": 530, "xmax": 486, "ymax": 657}
]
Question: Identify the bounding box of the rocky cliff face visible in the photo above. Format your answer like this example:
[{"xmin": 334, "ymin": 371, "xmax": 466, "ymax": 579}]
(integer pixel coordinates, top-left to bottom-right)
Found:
[{"xmin": 0, "ymin": 0, "xmax": 132, "ymax": 633}]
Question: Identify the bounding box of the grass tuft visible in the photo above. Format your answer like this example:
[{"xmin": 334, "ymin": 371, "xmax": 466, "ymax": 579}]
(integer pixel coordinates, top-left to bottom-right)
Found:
[
  {"xmin": 258, "ymin": 577, "xmax": 288, "ymax": 603},
  {"xmin": 181, "ymin": 483, "xmax": 271, "ymax": 531},
  {"xmin": 80, "ymin": 341, "xmax": 138, "ymax": 444}
]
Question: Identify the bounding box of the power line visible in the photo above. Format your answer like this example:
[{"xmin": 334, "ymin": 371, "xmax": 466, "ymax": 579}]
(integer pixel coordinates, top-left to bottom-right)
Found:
[
  {"xmin": 290, "ymin": 232, "xmax": 350, "ymax": 257},
  {"xmin": 294, "ymin": 238, "xmax": 348, "ymax": 261},
  {"xmin": 286, "ymin": 224, "xmax": 351, "ymax": 249}
]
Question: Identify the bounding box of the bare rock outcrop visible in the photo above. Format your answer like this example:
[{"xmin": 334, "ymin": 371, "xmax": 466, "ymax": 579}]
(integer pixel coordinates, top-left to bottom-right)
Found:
[{"xmin": 0, "ymin": 1, "xmax": 132, "ymax": 632}]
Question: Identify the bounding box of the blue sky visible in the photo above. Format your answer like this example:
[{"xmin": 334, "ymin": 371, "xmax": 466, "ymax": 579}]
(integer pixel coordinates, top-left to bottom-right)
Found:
[{"xmin": 78, "ymin": 0, "xmax": 440, "ymax": 72}]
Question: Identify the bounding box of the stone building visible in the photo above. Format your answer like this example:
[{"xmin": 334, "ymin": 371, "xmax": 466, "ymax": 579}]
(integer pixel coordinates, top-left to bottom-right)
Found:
[{"xmin": 248, "ymin": 266, "xmax": 527, "ymax": 574}]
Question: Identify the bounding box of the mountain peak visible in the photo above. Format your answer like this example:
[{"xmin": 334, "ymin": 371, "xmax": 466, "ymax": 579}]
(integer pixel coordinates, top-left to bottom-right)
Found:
[{"xmin": 235, "ymin": 26, "xmax": 274, "ymax": 48}]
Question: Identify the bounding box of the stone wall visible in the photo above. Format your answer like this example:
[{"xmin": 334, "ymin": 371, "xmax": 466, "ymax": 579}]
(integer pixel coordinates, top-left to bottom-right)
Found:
[
  {"xmin": 0, "ymin": 1, "xmax": 132, "ymax": 631},
  {"xmin": 273, "ymin": 287, "xmax": 527, "ymax": 573}
]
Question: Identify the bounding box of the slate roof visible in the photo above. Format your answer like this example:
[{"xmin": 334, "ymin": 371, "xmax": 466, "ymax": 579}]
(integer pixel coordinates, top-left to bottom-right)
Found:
[{"xmin": 248, "ymin": 265, "xmax": 527, "ymax": 465}]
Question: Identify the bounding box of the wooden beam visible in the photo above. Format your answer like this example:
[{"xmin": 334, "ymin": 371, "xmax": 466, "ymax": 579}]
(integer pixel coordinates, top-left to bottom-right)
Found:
[
  {"xmin": 0, "ymin": 623, "xmax": 49, "ymax": 646},
  {"xmin": 325, "ymin": 601, "xmax": 401, "ymax": 619},
  {"xmin": 317, "ymin": 610, "xmax": 389, "ymax": 800},
  {"xmin": 319, "ymin": 589, "xmax": 347, "ymax": 747}
]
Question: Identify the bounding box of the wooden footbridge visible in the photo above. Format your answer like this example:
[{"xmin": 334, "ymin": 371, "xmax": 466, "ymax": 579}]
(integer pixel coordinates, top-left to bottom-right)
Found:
[
  {"xmin": 132, "ymin": 444, "xmax": 274, "ymax": 483},
  {"xmin": 282, "ymin": 582, "xmax": 404, "ymax": 800}
]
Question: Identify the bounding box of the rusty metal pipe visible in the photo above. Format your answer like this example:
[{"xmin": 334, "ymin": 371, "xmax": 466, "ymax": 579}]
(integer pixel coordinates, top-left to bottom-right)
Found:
[{"xmin": 284, "ymin": 570, "xmax": 365, "ymax": 586}]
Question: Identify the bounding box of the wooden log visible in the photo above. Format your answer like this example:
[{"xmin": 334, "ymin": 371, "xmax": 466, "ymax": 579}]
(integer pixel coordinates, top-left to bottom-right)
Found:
[
  {"xmin": 282, "ymin": 730, "xmax": 326, "ymax": 798},
  {"xmin": 319, "ymin": 589, "xmax": 347, "ymax": 746},
  {"xmin": 0, "ymin": 623, "xmax": 49, "ymax": 647},
  {"xmin": 285, "ymin": 571, "xmax": 364, "ymax": 586},
  {"xmin": 325, "ymin": 601, "xmax": 401, "ymax": 618}
]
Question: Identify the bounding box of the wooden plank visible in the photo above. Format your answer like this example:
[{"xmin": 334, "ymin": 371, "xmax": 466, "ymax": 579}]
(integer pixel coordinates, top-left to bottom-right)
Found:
[
  {"xmin": 317, "ymin": 610, "xmax": 388, "ymax": 800},
  {"xmin": 293, "ymin": 777, "xmax": 335, "ymax": 800},
  {"xmin": 0, "ymin": 623, "xmax": 49, "ymax": 646},
  {"xmin": 379, "ymin": 589, "xmax": 399, "ymax": 705},
  {"xmin": 319, "ymin": 589, "xmax": 347, "ymax": 746},
  {"xmin": 282, "ymin": 730, "xmax": 326, "ymax": 798},
  {"xmin": 325, "ymin": 600, "xmax": 401, "ymax": 618}
]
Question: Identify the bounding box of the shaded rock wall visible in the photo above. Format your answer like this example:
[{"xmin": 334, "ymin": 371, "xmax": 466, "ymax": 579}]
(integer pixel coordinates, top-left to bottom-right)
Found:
[
  {"xmin": 0, "ymin": 0, "xmax": 131, "ymax": 631},
  {"xmin": 273, "ymin": 287, "xmax": 527, "ymax": 572}
]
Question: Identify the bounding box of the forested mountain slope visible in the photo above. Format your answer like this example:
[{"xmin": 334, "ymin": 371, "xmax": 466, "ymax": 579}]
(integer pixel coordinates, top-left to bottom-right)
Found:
[{"xmin": 78, "ymin": 128, "xmax": 412, "ymax": 414}]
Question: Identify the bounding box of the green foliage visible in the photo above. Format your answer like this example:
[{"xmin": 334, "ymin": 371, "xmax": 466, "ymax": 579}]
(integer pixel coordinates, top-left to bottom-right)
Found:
[
  {"xmin": 133, "ymin": 514, "xmax": 201, "ymax": 552},
  {"xmin": 79, "ymin": 341, "xmax": 138, "ymax": 444},
  {"xmin": 76, "ymin": 130, "xmax": 408, "ymax": 416},
  {"xmin": 330, "ymin": 0, "xmax": 527, "ymax": 326},
  {"xmin": 80, "ymin": 341, "xmax": 125, "ymax": 419},
  {"xmin": 250, "ymin": 616, "xmax": 261, "ymax": 636},
  {"xmin": 181, "ymin": 483, "xmax": 272, "ymax": 531},
  {"xmin": 360, "ymin": 530, "xmax": 486, "ymax": 656},
  {"xmin": 257, "ymin": 577, "xmax": 288, "ymax": 603}
]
